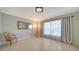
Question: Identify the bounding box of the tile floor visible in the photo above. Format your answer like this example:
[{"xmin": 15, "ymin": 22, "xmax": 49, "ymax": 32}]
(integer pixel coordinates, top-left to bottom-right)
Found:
[{"xmin": 0, "ymin": 37, "xmax": 79, "ymax": 51}]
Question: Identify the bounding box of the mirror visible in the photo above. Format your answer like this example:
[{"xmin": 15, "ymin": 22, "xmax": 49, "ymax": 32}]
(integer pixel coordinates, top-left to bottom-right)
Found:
[{"xmin": 17, "ymin": 21, "xmax": 32, "ymax": 29}]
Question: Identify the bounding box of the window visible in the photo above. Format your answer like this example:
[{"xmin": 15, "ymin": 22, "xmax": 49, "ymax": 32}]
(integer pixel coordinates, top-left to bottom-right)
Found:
[
  {"xmin": 43, "ymin": 20, "xmax": 61, "ymax": 37},
  {"xmin": 44, "ymin": 22, "xmax": 51, "ymax": 35}
]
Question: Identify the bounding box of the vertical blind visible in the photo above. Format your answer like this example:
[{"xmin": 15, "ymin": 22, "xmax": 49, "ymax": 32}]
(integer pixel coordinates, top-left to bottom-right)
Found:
[{"xmin": 43, "ymin": 20, "xmax": 61, "ymax": 37}]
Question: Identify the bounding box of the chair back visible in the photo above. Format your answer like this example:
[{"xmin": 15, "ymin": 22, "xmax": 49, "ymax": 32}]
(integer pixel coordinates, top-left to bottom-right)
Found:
[{"xmin": 3, "ymin": 32, "xmax": 11, "ymax": 41}]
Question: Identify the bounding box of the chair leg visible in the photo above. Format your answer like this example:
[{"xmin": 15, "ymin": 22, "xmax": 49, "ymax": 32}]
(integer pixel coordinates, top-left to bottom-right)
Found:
[
  {"xmin": 9, "ymin": 40, "xmax": 12, "ymax": 46},
  {"xmin": 15, "ymin": 37, "xmax": 17, "ymax": 42}
]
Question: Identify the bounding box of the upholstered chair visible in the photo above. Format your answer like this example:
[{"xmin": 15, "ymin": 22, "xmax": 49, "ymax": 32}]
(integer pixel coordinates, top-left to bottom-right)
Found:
[{"xmin": 3, "ymin": 32, "xmax": 17, "ymax": 45}]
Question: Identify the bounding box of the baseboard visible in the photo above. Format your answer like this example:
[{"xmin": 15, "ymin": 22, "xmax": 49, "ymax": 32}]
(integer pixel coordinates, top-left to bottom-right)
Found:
[
  {"xmin": 0, "ymin": 41, "xmax": 5, "ymax": 46},
  {"xmin": 72, "ymin": 42, "xmax": 79, "ymax": 47},
  {"xmin": 17, "ymin": 36, "xmax": 34, "ymax": 40}
]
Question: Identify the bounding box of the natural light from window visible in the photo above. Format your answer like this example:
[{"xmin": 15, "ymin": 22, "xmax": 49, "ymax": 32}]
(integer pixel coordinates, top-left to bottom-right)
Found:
[
  {"xmin": 28, "ymin": 24, "xmax": 32, "ymax": 29},
  {"xmin": 43, "ymin": 20, "xmax": 61, "ymax": 37}
]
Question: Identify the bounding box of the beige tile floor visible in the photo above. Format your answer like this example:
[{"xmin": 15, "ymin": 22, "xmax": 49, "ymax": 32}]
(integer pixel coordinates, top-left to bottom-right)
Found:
[{"xmin": 0, "ymin": 37, "xmax": 79, "ymax": 51}]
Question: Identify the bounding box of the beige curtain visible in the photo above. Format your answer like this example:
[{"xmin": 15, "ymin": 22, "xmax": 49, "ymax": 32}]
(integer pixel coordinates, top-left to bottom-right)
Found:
[{"xmin": 61, "ymin": 16, "xmax": 73, "ymax": 44}]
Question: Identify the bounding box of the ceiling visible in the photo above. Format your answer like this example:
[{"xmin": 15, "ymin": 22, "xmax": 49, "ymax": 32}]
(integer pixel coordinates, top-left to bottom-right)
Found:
[{"xmin": 0, "ymin": 7, "xmax": 79, "ymax": 22}]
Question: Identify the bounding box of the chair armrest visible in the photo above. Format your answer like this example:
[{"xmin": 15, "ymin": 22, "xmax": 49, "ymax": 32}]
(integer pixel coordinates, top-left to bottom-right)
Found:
[
  {"xmin": 10, "ymin": 34, "xmax": 17, "ymax": 38},
  {"xmin": 11, "ymin": 34, "xmax": 16, "ymax": 36}
]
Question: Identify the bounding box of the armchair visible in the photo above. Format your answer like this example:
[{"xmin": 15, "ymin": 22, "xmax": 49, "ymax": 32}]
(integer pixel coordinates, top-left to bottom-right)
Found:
[{"xmin": 3, "ymin": 32, "xmax": 17, "ymax": 45}]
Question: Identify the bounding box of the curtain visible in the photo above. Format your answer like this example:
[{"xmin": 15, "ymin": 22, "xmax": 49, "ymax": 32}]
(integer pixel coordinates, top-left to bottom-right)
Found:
[{"xmin": 61, "ymin": 16, "xmax": 73, "ymax": 44}]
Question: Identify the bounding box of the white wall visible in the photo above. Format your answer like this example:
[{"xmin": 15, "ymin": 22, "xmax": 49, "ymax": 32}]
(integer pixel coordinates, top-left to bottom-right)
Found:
[
  {"xmin": 0, "ymin": 12, "xmax": 5, "ymax": 45},
  {"xmin": 1, "ymin": 13, "xmax": 33, "ymax": 40},
  {"xmin": 0, "ymin": 12, "xmax": 1, "ymax": 44},
  {"xmin": 0, "ymin": 12, "xmax": 1, "ymax": 33}
]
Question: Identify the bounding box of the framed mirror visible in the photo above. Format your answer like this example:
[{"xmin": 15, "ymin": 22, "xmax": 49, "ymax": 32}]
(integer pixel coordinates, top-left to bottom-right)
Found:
[{"xmin": 17, "ymin": 21, "xmax": 32, "ymax": 29}]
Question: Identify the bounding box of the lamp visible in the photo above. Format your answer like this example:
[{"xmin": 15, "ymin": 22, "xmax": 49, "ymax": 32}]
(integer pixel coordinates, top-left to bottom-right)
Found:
[{"xmin": 35, "ymin": 7, "xmax": 43, "ymax": 13}]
